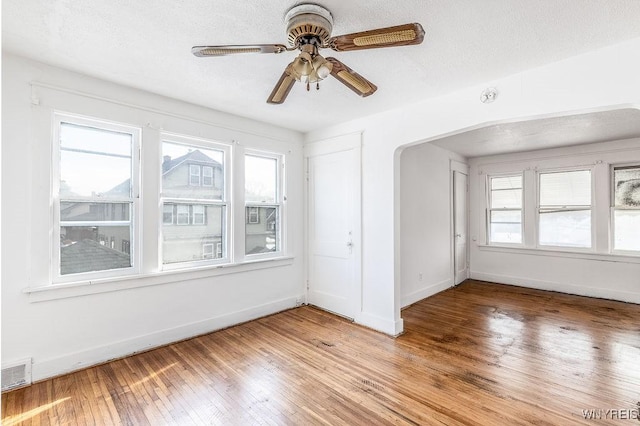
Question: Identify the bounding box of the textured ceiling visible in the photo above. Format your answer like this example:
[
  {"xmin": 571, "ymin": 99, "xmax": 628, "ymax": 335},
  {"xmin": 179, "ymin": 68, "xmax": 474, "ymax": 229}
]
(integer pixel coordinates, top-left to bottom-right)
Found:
[
  {"xmin": 3, "ymin": 1, "xmax": 640, "ymax": 133},
  {"xmin": 430, "ymin": 109, "xmax": 640, "ymax": 158}
]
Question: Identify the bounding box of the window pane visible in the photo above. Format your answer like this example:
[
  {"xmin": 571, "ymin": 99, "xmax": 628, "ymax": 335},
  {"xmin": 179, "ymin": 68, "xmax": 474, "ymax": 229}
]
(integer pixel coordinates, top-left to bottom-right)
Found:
[
  {"xmin": 491, "ymin": 175, "xmax": 522, "ymax": 191},
  {"xmin": 60, "ymin": 150, "xmax": 131, "ymax": 198},
  {"xmin": 245, "ymin": 155, "xmax": 277, "ymax": 203},
  {"xmin": 162, "ymin": 142, "xmax": 224, "ymax": 200},
  {"xmin": 163, "ymin": 205, "xmax": 225, "ymax": 264},
  {"xmin": 540, "ymin": 170, "xmax": 591, "ymax": 206},
  {"xmin": 490, "ymin": 210, "xmax": 522, "ymax": 243},
  {"xmin": 60, "ymin": 225, "xmax": 131, "ymax": 275},
  {"xmin": 614, "ymin": 166, "xmax": 640, "ymax": 207},
  {"xmin": 539, "ymin": 210, "xmax": 591, "ymax": 248},
  {"xmin": 246, "ymin": 207, "xmax": 278, "ymax": 255},
  {"xmin": 491, "ymin": 189, "xmax": 522, "ymax": 209},
  {"xmin": 614, "ymin": 210, "xmax": 640, "ymax": 251},
  {"xmin": 60, "ymin": 202, "xmax": 130, "ymax": 221},
  {"xmin": 60, "ymin": 122, "xmax": 131, "ymax": 156}
]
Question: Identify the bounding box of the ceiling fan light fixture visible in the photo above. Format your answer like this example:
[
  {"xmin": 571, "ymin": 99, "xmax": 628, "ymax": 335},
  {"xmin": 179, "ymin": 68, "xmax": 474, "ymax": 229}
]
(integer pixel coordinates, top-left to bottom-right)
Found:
[{"xmin": 312, "ymin": 54, "xmax": 333, "ymax": 79}]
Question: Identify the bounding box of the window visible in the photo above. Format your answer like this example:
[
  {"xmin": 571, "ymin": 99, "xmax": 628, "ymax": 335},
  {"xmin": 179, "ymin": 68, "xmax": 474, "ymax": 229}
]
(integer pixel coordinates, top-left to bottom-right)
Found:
[
  {"xmin": 488, "ymin": 175, "xmax": 523, "ymax": 244},
  {"xmin": 161, "ymin": 138, "xmax": 227, "ymax": 266},
  {"xmin": 245, "ymin": 153, "xmax": 281, "ymax": 255},
  {"xmin": 176, "ymin": 204, "xmax": 190, "ymax": 225},
  {"xmin": 246, "ymin": 206, "xmax": 260, "ymax": 224},
  {"xmin": 202, "ymin": 166, "xmax": 213, "ymax": 187},
  {"xmin": 192, "ymin": 205, "xmax": 205, "ymax": 225},
  {"xmin": 189, "ymin": 164, "xmax": 200, "ymax": 186},
  {"xmin": 613, "ymin": 165, "xmax": 640, "ymax": 252},
  {"xmin": 538, "ymin": 170, "xmax": 592, "ymax": 248},
  {"xmin": 163, "ymin": 204, "xmax": 174, "ymax": 225},
  {"xmin": 202, "ymin": 243, "xmax": 214, "ymax": 259},
  {"xmin": 55, "ymin": 115, "xmax": 138, "ymax": 278}
]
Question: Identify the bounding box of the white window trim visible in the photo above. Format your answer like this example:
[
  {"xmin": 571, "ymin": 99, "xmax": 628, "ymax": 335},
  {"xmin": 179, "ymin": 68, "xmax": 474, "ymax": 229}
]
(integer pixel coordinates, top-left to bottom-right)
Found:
[
  {"xmin": 243, "ymin": 150, "xmax": 285, "ymax": 260},
  {"xmin": 486, "ymin": 172, "xmax": 524, "ymax": 246},
  {"xmin": 160, "ymin": 133, "xmax": 231, "ymax": 270},
  {"xmin": 536, "ymin": 167, "xmax": 595, "ymax": 251},
  {"xmin": 52, "ymin": 112, "xmax": 141, "ymax": 284}
]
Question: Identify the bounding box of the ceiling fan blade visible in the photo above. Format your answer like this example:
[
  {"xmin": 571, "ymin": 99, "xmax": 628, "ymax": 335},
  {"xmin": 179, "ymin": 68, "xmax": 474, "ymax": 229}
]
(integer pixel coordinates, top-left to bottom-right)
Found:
[
  {"xmin": 328, "ymin": 23, "xmax": 425, "ymax": 52},
  {"xmin": 267, "ymin": 65, "xmax": 296, "ymax": 104},
  {"xmin": 192, "ymin": 44, "xmax": 288, "ymax": 57},
  {"xmin": 326, "ymin": 58, "xmax": 377, "ymax": 97}
]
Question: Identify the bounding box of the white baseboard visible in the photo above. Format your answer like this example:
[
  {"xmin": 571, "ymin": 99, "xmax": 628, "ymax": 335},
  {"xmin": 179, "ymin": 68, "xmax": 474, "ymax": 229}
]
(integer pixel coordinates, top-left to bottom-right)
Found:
[
  {"xmin": 470, "ymin": 272, "xmax": 640, "ymax": 304},
  {"xmin": 32, "ymin": 295, "xmax": 303, "ymax": 382},
  {"xmin": 356, "ymin": 311, "xmax": 403, "ymax": 336},
  {"xmin": 401, "ymin": 278, "xmax": 453, "ymax": 308}
]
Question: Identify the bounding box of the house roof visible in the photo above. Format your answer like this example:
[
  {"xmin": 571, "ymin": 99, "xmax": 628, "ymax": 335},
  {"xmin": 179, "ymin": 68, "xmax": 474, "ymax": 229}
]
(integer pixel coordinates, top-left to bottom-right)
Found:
[
  {"xmin": 163, "ymin": 150, "xmax": 221, "ymax": 175},
  {"xmin": 61, "ymin": 239, "xmax": 131, "ymax": 275}
]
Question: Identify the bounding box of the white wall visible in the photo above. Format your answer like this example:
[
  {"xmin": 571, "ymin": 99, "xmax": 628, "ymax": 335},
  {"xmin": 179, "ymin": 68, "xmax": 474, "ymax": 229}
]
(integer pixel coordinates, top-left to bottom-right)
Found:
[
  {"xmin": 400, "ymin": 143, "xmax": 465, "ymax": 307},
  {"xmin": 1, "ymin": 54, "xmax": 305, "ymax": 381},
  {"xmin": 306, "ymin": 37, "xmax": 640, "ymax": 335},
  {"xmin": 469, "ymin": 139, "xmax": 640, "ymax": 303}
]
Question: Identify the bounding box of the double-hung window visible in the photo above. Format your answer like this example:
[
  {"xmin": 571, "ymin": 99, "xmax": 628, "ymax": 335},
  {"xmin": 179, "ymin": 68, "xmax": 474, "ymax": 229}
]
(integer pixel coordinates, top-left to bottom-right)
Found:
[
  {"xmin": 54, "ymin": 114, "xmax": 139, "ymax": 280},
  {"xmin": 161, "ymin": 136, "xmax": 229, "ymax": 265},
  {"xmin": 245, "ymin": 153, "xmax": 282, "ymax": 256},
  {"xmin": 538, "ymin": 170, "xmax": 592, "ymax": 248},
  {"xmin": 488, "ymin": 175, "xmax": 523, "ymax": 244},
  {"xmin": 612, "ymin": 165, "xmax": 640, "ymax": 252}
]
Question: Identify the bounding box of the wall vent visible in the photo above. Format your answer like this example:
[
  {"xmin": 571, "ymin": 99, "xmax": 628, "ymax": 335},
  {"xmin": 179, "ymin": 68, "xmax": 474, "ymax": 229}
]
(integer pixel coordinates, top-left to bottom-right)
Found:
[{"xmin": 2, "ymin": 359, "xmax": 32, "ymax": 392}]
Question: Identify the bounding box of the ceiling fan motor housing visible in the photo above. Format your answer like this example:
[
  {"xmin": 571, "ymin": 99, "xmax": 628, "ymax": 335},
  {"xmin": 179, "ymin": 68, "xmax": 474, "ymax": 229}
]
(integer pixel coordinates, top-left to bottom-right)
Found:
[{"xmin": 285, "ymin": 4, "xmax": 333, "ymax": 47}]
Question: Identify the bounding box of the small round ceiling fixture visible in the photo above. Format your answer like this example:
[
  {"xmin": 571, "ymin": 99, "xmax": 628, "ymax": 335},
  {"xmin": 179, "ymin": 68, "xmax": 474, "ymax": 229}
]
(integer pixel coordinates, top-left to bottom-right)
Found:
[{"xmin": 480, "ymin": 87, "xmax": 498, "ymax": 104}]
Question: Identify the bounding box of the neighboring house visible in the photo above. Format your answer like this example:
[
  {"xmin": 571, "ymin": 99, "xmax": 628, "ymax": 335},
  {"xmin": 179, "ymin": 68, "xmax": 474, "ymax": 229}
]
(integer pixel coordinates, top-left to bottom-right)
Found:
[
  {"xmin": 61, "ymin": 150, "xmax": 226, "ymax": 273},
  {"xmin": 161, "ymin": 150, "xmax": 225, "ymax": 264},
  {"xmin": 245, "ymin": 206, "xmax": 277, "ymax": 254}
]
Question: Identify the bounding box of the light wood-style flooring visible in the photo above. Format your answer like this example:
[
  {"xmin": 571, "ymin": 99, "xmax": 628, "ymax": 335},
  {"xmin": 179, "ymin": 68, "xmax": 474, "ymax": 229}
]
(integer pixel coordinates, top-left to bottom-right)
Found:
[{"xmin": 3, "ymin": 280, "xmax": 640, "ymax": 425}]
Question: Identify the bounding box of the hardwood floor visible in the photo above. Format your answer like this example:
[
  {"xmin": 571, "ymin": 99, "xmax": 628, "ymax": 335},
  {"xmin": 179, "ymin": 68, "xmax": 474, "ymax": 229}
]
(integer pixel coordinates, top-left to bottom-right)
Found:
[{"xmin": 3, "ymin": 280, "xmax": 640, "ymax": 425}]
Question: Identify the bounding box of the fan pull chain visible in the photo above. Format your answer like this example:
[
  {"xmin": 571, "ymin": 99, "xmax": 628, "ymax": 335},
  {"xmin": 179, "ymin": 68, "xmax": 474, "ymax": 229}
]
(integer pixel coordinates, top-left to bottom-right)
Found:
[
  {"xmin": 306, "ymin": 82, "xmax": 310, "ymax": 91},
  {"xmin": 316, "ymin": 82, "xmax": 320, "ymax": 90}
]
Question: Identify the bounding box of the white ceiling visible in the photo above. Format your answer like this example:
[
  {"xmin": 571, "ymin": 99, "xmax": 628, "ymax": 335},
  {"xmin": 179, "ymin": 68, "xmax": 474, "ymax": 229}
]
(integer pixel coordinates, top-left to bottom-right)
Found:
[
  {"xmin": 430, "ymin": 108, "xmax": 640, "ymax": 158},
  {"xmin": 3, "ymin": 1, "xmax": 640, "ymax": 133}
]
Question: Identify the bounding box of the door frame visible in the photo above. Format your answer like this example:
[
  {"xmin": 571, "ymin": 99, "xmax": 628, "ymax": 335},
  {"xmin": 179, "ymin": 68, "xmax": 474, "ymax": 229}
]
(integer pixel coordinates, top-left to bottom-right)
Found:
[
  {"xmin": 451, "ymin": 161, "xmax": 470, "ymax": 285},
  {"xmin": 303, "ymin": 133, "xmax": 362, "ymax": 319}
]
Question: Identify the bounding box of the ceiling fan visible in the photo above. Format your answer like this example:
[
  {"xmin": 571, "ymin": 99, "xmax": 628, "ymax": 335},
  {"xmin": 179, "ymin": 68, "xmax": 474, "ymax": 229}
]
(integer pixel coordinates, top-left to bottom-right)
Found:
[{"xmin": 192, "ymin": 3, "xmax": 425, "ymax": 104}]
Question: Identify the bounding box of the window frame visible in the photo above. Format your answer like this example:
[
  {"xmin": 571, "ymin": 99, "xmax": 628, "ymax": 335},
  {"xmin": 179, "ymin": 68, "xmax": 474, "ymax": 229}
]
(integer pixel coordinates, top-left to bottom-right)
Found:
[
  {"xmin": 244, "ymin": 150, "xmax": 284, "ymax": 259},
  {"xmin": 611, "ymin": 163, "xmax": 640, "ymax": 255},
  {"xmin": 486, "ymin": 173, "xmax": 524, "ymax": 246},
  {"xmin": 160, "ymin": 133, "xmax": 231, "ymax": 269},
  {"xmin": 52, "ymin": 112, "xmax": 141, "ymax": 283},
  {"xmin": 536, "ymin": 167, "xmax": 594, "ymax": 251}
]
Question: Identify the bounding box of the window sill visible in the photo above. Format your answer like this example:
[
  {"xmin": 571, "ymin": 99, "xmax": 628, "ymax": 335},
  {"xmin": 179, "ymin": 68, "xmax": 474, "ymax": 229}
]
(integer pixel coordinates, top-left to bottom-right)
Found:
[
  {"xmin": 477, "ymin": 244, "xmax": 640, "ymax": 264},
  {"xmin": 24, "ymin": 256, "xmax": 296, "ymax": 303}
]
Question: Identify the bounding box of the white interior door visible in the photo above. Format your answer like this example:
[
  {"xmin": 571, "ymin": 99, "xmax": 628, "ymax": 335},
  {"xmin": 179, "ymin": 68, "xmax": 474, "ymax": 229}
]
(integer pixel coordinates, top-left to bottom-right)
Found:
[
  {"xmin": 454, "ymin": 171, "xmax": 469, "ymax": 285},
  {"xmin": 306, "ymin": 137, "xmax": 360, "ymax": 320}
]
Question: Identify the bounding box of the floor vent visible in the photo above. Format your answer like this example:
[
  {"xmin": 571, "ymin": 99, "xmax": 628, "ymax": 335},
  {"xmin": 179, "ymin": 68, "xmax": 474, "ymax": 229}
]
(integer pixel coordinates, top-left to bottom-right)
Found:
[{"xmin": 2, "ymin": 359, "xmax": 32, "ymax": 392}]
